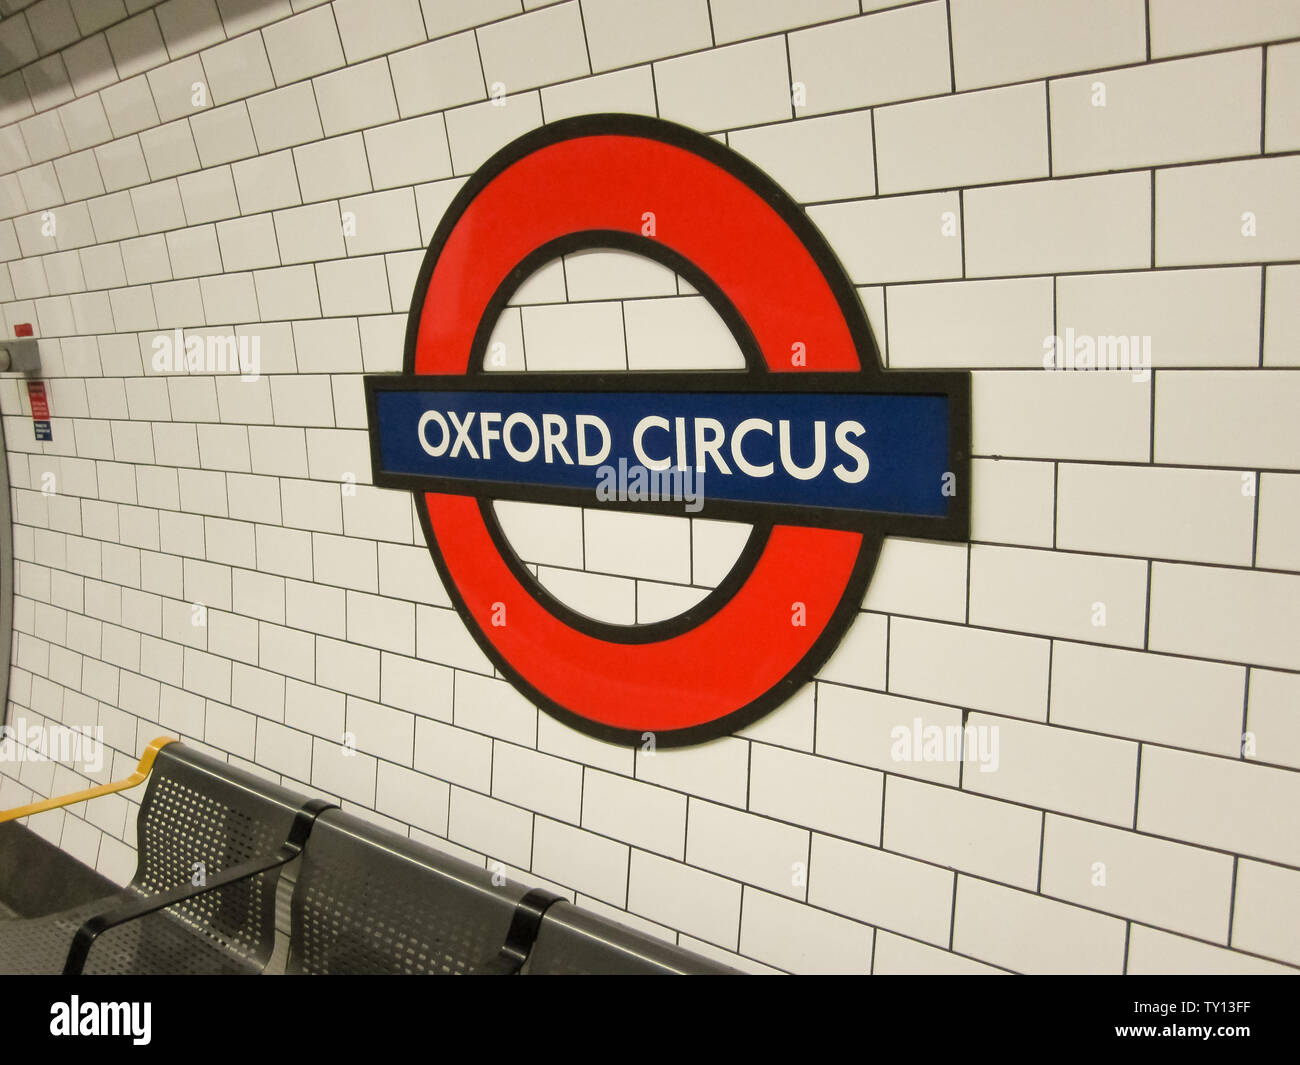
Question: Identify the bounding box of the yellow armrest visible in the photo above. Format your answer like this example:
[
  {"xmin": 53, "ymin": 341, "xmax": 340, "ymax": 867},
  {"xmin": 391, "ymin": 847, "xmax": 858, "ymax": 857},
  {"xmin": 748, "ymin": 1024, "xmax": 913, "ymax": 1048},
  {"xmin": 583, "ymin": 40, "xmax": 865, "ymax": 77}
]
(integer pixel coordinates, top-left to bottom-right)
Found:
[{"xmin": 0, "ymin": 736, "xmax": 177, "ymax": 824}]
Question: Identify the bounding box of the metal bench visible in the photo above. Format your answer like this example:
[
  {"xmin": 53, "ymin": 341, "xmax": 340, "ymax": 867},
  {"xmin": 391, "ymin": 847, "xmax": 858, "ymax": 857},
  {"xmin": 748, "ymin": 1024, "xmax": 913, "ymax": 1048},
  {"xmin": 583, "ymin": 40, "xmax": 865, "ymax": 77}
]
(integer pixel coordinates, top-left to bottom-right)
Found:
[
  {"xmin": 0, "ymin": 739, "xmax": 331, "ymax": 975},
  {"xmin": 0, "ymin": 739, "xmax": 743, "ymax": 975},
  {"xmin": 286, "ymin": 807, "xmax": 560, "ymax": 974},
  {"xmin": 285, "ymin": 807, "xmax": 740, "ymax": 975},
  {"xmin": 522, "ymin": 900, "xmax": 741, "ymax": 974}
]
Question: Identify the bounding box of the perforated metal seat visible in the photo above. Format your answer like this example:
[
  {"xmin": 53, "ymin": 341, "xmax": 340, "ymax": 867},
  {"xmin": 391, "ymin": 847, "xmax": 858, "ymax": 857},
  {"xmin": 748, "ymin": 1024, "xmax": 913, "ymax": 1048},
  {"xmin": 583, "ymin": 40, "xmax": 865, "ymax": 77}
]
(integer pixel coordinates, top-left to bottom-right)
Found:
[
  {"xmin": 522, "ymin": 902, "xmax": 742, "ymax": 974},
  {"xmin": 287, "ymin": 808, "xmax": 550, "ymax": 974},
  {"xmin": 0, "ymin": 744, "xmax": 316, "ymax": 975}
]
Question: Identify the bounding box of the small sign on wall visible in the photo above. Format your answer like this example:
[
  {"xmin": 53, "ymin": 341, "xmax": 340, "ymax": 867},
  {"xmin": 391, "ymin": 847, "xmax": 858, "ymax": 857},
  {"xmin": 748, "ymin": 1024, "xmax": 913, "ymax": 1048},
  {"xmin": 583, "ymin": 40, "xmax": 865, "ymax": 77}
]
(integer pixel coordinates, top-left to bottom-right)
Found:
[{"xmin": 27, "ymin": 380, "xmax": 51, "ymax": 441}]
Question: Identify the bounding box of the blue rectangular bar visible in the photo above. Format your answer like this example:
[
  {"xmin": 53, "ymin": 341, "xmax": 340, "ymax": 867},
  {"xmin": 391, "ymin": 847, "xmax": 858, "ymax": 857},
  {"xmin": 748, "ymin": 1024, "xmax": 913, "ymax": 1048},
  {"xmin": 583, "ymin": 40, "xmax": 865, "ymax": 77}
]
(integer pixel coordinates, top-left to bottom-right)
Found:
[{"xmin": 374, "ymin": 388, "xmax": 951, "ymax": 518}]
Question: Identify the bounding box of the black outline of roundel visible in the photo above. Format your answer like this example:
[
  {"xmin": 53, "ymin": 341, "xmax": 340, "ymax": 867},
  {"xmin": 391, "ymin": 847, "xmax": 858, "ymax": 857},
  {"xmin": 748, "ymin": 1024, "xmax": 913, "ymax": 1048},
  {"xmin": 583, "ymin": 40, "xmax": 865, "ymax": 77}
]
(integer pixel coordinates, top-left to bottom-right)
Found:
[{"xmin": 364, "ymin": 112, "xmax": 971, "ymax": 747}]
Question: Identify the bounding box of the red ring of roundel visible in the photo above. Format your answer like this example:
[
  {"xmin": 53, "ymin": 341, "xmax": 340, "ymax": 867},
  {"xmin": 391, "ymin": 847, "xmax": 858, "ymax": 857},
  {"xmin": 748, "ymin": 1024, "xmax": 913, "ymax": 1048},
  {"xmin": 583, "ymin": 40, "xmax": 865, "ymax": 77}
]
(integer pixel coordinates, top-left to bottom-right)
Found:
[{"xmin": 411, "ymin": 122, "xmax": 868, "ymax": 739}]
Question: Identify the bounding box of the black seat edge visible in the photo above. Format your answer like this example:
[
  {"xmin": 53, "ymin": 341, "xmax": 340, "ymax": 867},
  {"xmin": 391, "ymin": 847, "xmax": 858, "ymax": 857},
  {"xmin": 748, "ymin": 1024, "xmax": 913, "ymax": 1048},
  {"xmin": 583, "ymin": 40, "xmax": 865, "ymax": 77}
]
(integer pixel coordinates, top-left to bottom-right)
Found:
[{"xmin": 470, "ymin": 887, "xmax": 565, "ymax": 975}]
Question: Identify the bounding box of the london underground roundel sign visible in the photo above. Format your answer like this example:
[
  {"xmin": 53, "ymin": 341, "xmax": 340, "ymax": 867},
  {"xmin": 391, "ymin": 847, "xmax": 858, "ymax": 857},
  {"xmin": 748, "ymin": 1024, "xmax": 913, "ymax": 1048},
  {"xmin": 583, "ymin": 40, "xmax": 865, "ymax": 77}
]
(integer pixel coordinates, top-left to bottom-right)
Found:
[{"xmin": 365, "ymin": 114, "xmax": 970, "ymax": 746}]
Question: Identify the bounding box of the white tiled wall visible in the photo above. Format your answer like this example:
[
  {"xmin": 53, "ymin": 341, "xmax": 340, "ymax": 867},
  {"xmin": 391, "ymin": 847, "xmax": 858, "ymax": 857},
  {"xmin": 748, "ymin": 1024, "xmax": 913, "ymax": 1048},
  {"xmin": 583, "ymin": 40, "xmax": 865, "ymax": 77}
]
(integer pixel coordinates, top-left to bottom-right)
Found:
[{"xmin": 0, "ymin": 0, "xmax": 1297, "ymax": 976}]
